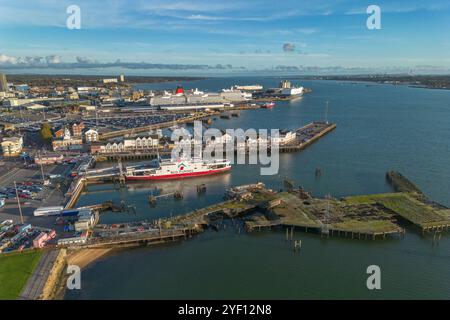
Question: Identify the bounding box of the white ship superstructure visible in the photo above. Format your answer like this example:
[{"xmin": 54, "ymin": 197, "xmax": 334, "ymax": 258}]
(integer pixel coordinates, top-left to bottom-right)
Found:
[
  {"xmin": 125, "ymin": 158, "xmax": 231, "ymax": 180},
  {"xmin": 149, "ymin": 86, "xmax": 249, "ymax": 109}
]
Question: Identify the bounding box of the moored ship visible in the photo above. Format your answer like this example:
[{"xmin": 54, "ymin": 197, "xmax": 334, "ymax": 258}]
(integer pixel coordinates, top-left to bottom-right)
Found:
[
  {"xmin": 261, "ymin": 102, "xmax": 275, "ymax": 109},
  {"xmin": 125, "ymin": 158, "xmax": 231, "ymax": 180}
]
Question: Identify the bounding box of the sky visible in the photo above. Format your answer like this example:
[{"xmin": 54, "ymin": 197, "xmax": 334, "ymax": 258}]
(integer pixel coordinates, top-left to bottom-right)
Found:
[{"xmin": 0, "ymin": 0, "xmax": 450, "ymax": 75}]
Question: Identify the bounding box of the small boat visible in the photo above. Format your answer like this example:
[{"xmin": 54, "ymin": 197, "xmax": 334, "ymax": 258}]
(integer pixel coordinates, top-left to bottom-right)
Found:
[{"xmin": 261, "ymin": 102, "xmax": 275, "ymax": 109}]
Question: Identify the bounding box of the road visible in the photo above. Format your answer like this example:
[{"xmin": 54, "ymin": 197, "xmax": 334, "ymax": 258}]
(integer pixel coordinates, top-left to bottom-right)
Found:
[{"xmin": 0, "ymin": 167, "xmax": 22, "ymax": 187}]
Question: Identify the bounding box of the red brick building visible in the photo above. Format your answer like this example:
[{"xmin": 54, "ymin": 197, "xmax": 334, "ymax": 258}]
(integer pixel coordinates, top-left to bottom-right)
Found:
[
  {"xmin": 54, "ymin": 128, "xmax": 65, "ymax": 138},
  {"xmin": 72, "ymin": 122, "xmax": 85, "ymax": 137}
]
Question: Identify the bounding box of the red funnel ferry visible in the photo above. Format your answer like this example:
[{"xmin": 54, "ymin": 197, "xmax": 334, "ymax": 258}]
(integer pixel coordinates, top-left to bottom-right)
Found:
[
  {"xmin": 125, "ymin": 158, "xmax": 231, "ymax": 180},
  {"xmin": 261, "ymin": 102, "xmax": 275, "ymax": 109}
]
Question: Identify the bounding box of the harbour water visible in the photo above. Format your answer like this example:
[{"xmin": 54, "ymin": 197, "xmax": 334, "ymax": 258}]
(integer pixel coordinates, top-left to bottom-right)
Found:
[{"xmin": 66, "ymin": 78, "xmax": 450, "ymax": 299}]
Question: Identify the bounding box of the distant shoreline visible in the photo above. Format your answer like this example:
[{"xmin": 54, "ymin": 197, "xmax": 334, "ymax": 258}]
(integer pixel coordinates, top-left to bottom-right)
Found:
[
  {"xmin": 6, "ymin": 73, "xmax": 450, "ymax": 91},
  {"xmin": 293, "ymin": 75, "xmax": 450, "ymax": 91},
  {"xmin": 5, "ymin": 74, "xmax": 207, "ymax": 87}
]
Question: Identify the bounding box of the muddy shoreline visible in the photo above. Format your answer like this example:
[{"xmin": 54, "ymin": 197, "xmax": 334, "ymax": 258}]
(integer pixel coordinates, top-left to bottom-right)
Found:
[{"xmin": 46, "ymin": 248, "xmax": 113, "ymax": 300}]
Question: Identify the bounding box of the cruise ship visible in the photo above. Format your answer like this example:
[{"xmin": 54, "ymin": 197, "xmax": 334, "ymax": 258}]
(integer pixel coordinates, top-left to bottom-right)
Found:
[
  {"xmin": 125, "ymin": 158, "xmax": 231, "ymax": 180},
  {"xmin": 149, "ymin": 86, "xmax": 249, "ymax": 109}
]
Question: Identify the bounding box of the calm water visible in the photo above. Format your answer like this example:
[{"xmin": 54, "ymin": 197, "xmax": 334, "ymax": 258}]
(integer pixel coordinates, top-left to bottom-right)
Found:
[{"xmin": 66, "ymin": 78, "xmax": 450, "ymax": 299}]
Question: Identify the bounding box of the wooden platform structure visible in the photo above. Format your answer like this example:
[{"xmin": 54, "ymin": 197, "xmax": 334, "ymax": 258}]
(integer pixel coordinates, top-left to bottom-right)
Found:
[
  {"xmin": 72, "ymin": 228, "xmax": 200, "ymax": 249},
  {"xmin": 63, "ymin": 172, "xmax": 450, "ymax": 251},
  {"xmin": 244, "ymin": 172, "xmax": 450, "ymax": 237}
]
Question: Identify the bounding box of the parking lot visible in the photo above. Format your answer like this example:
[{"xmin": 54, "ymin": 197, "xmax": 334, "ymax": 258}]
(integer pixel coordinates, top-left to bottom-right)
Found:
[
  {"xmin": 0, "ymin": 161, "xmax": 76, "ymax": 229},
  {"xmin": 0, "ymin": 221, "xmax": 56, "ymax": 253},
  {"xmin": 81, "ymin": 112, "xmax": 190, "ymax": 130},
  {"xmin": 0, "ymin": 110, "xmax": 61, "ymax": 127}
]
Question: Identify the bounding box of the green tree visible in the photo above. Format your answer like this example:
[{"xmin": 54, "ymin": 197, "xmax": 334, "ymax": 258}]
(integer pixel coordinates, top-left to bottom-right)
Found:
[{"xmin": 40, "ymin": 123, "xmax": 53, "ymax": 142}]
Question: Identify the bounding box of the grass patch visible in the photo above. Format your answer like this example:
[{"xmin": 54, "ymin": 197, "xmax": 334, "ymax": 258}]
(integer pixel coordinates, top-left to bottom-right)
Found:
[
  {"xmin": 275, "ymin": 206, "xmax": 320, "ymax": 228},
  {"xmin": 0, "ymin": 250, "xmax": 43, "ymax": 300},
  {"xmin": 223, "ymin": 201, "xmax": 251, "ymax": 210},
  {"xmin": 344, "ymin": 193, "xmax": 449, "ymax": 228},
  {"xmin": 437, "ymin": 209, "xmax": 450, "ymax": 219},
  {"xmin": 331, "ymin": 219, "xmax": 400, "ymax": 233},
  {"xmin": 343, "ymin": 193, "xmax": 408, "ymax": 205},
  {"xmin": 273, "ymin": 193, "xmax": 320, "ymax": 227}
]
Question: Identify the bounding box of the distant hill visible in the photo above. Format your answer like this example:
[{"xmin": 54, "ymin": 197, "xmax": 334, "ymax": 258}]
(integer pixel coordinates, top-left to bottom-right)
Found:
[{"xmin": 5, "ymin": 74, "xmax": 206, "ymax": 87}]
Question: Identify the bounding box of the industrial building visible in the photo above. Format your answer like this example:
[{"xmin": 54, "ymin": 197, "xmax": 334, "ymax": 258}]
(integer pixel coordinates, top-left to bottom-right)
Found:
[
  {"xmin": 103, "ymin": 78, "xmax": 118, "ymax": 84},
  {"xmin": 74, "ymin": 209, "xmax": 95, "ymax": 231},
  {"xmin": 34, "ymin": 153, "xmax": 64, "ymax": 165}
]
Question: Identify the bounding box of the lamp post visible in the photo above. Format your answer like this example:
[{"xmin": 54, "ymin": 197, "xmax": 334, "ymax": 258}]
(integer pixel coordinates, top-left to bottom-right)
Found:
[{"xmin": 14, "ymin": 181, "xmax": 24, "ymax": 224}]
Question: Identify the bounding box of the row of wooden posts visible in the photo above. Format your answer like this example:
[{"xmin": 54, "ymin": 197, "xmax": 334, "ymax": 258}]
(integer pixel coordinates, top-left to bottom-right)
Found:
[{"xmin": 286, "ymin": 227, "xmax": 302, "ymax": 252}]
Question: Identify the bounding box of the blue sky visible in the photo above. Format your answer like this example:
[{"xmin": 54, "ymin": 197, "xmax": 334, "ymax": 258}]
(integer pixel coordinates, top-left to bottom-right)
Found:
[{"xmin": 0, "ymin": 0, "xmax": 449, "ymax": 74}]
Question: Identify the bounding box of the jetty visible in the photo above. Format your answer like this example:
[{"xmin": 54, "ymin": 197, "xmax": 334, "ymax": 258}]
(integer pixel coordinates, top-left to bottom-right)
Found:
[
  {"xmin": 281, "ymin": 121, "xmax": 336, "ymax": 152},
  {"xmin": 76, "ymin": 228, "xmax": 199, "ymax": 249},
  {"xmin": 94, "ymin": 121, "xmax": 336, "ymax": 162},
  {"xmin": 57, "ymin": 172, "xmax": 450, "ymax": 251},
  {"xmin": 244, "ymin": 172, "xmax": 450, "ymax": 236},
  {"xmin": 61, "ymin": 121, "xmax": 336, "ymax": 210}
]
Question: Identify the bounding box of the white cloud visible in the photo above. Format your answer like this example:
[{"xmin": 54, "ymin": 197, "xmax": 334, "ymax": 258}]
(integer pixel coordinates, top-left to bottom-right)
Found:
[
  {"xmin": 187, "ymin": 14, "xmax": 226, "ymax": 21},
  {"xmin": 0, "ymin": 0, "xmax": 344, "ymax": 29},
  {"xmin": 297, "ymin": 28, "xmax": 318, "ymax": 35},
  {"xmin": 345, "ymin": 1, "xmax": 450, "ymax": 15},
  {"xmin": 45, "ymin": 55, "xmax": 62, "ymax": 64},
  {"xmin": 139, "ymin": 1, "xmax": 238, "ymax": 13},
  {"xmin": 0, "ymin": 54, "xmax": 18, "ymax": 64}
]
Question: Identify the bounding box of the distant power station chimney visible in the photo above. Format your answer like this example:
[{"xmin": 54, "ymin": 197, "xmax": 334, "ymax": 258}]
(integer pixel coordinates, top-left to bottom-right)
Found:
[
  {"xmin": 0, "ymin": 73, "xmax": 8, "ymax": 92},
  {"xmin": 120, "ymin": 74, "xmax": 125, "ymax": 82}
]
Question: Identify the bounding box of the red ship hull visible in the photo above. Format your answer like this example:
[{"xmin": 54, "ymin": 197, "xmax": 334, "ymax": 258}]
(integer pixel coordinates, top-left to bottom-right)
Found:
[
  {"xmin": 125, "ymin": 166, "xmax": 231, "ymax": 181},
  {"xmin": 261, "ymin": 102, "xmax": 275, "ymax": 109}
]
